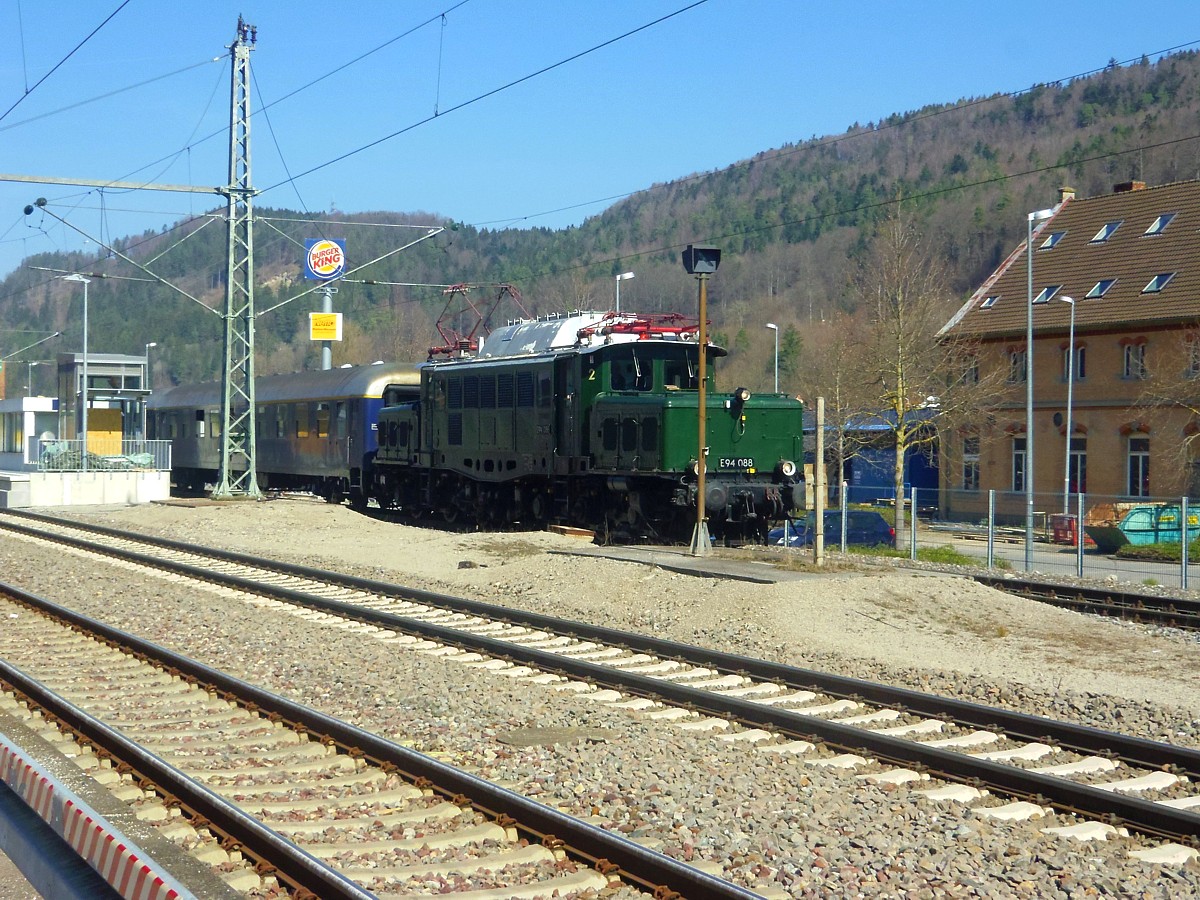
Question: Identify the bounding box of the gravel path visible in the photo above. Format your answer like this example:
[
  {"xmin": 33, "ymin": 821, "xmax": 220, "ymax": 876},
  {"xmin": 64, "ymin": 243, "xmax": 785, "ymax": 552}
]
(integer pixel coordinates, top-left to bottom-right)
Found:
[{"xmin": 3, "ymin": 499, "xmax": 1199, "ymax": 897}]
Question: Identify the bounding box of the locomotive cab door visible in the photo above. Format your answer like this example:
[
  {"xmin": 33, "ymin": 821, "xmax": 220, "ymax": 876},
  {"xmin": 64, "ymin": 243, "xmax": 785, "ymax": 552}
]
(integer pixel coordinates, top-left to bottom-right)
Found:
[{"xmin": 553, "ymin": 356, "xmax": 581, "ymax": 474}]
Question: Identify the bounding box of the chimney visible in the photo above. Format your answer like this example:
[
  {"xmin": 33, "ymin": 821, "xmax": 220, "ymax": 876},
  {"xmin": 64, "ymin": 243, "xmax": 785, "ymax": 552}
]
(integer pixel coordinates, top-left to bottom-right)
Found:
[
  {"xmin": 1113, "ymin": 180, "xmax": 1147, "ymax": 193},
  {"xmin": 1059, "ymin": 186, "xmax": 1076, "ymax": 202}
]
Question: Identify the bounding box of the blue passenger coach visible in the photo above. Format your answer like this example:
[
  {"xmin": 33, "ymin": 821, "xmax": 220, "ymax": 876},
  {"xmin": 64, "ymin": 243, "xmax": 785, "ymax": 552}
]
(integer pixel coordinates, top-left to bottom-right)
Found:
[{"xmin": 149, "ymin": 362, "xmax": 421, "ymax": 502}]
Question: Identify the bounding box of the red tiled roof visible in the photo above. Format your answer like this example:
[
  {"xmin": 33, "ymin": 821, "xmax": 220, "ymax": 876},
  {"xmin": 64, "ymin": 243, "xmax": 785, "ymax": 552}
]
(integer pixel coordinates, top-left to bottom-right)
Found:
[{"xmin": 941, "ymin": 180, "xmax": 1200, "ymax": 339}]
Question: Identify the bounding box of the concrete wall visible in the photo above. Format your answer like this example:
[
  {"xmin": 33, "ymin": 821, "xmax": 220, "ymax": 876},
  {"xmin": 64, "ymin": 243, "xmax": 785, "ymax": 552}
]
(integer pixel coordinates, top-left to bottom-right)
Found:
[{"xmin": 0, "ymin": 471, "xmax": 170, "ymax": 509}]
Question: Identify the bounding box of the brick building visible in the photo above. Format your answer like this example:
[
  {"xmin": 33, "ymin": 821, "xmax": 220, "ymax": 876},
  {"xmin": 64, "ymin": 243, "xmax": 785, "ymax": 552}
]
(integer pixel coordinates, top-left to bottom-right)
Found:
[{"xmin": 938, "ymin": 179, "xmax": 1200, "ymax": 519}]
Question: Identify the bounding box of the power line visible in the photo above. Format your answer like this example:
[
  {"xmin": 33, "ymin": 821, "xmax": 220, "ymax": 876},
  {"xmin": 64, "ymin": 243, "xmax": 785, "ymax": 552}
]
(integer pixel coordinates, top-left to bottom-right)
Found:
[
  {"xmin": 0, "ymin": 0, "xmax": 133, "ymax": 124},
  {"xmin": 258, "ymin": 0, "xmax": 711, "ymax": 195}
]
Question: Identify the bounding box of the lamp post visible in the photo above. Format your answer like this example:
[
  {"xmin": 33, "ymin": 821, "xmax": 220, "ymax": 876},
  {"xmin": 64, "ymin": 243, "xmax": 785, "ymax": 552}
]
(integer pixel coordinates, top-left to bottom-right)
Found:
[
  {"xmin": 765, "ymin": 323, "xmax": 779, "ymax": 393},
  {"xmin": 682, "ymin": 245, "xmax": 721, "ymax": 557},
  {"xmin": 615, "ymin": 271, "xmax": 634, "ymax": 313},
  {"xmin": 144, "ymin": 342, "xmax": 158, "ymax": 440},
  {"xmin": 26, "ymin": 360, "xmax": 41, "ymax": 396},
  {"xmin": 1025, "ymin": 207, "xmax": 1055, "ymax": 568},
  {"xmin": 1060, "ymin": 297, "xmax": 1075, "ymax": 515},
  {"xmin": 62, "ymin": 274, "xmax": 90, "ymax": 472}
]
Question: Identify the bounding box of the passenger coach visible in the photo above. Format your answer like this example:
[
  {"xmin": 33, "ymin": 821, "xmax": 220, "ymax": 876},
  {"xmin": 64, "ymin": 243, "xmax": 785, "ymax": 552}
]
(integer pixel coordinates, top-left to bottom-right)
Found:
[{"xmin": 149, "ymin": 362, "xmax": 420, "ymax": 502}]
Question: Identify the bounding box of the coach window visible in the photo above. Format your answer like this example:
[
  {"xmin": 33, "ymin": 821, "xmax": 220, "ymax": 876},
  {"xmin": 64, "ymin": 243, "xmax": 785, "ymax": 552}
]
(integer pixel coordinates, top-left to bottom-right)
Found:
[
  {"xmin": 275, "ymin": 405, "xmax": 286, "ymax": 439},
  {"xmin": 316, "ymin": 402, "xmax": 330, "ymax": 438},
  {"xmin": 335, "ymin": 402, "xmax": 347, "ymax": 438},
  {"xmin": 296, "ymin": 403, "xmax": 309, "ymax": 438}
]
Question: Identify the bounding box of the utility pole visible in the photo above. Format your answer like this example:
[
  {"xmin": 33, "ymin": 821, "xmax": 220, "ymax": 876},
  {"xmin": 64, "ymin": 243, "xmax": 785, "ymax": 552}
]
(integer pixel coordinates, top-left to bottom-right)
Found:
[{"xmin": 212, "ymin": 16, "xmax": 261, "ymax": 498}]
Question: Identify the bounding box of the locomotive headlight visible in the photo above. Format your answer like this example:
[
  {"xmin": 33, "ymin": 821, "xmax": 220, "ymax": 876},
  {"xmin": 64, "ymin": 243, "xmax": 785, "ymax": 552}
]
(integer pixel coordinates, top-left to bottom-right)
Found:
[
  {"xmin": 777, "ymin": 459, "xmax": 798, "ymax": 478},
  {"xmin": 733, "ymin": 387, "xmax": 751, "ymax": 403}
]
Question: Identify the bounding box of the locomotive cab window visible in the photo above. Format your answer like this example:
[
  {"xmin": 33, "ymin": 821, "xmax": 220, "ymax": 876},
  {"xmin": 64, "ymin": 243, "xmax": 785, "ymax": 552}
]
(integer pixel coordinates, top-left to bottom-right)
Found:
[
  {"xmin": 610, "ymin": 349, "xmax": 652, "ymax": 392},
  {"xmin": 663, "ymin": 359, "xmax": 696, "ymax": 390}
]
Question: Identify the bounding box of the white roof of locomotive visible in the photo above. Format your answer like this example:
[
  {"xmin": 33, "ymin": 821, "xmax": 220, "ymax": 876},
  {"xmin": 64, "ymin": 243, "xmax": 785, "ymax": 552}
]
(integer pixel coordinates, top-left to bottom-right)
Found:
[{"xmin": 477, "ymin": 311, "xmax": 691, "ymax": 359}]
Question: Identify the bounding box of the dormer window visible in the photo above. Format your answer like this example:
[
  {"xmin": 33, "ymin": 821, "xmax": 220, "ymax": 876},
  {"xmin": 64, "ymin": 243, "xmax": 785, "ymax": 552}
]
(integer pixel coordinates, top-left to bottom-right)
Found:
[
  {"xmin": 1144, "ymin": 213, "xmax": 1176, "ymax": 236},
  {"xmin": 1033, "ymin": 285, "xmax": 1061, "ymax": 304},
  {"xmin": 1090, "ymin": 220, "xmax": 1122, "ymax": 243},
  {"xmin": 1039, "ymin": 231, "xmax": 1066, "ymax": 250},
  {"xmin": 1142, "ymin": 272, "xmax": 1176, "ymax": 294},
  {"xmin": 1085, "ymin": 278, "xmax": 1116, "ymax": 299},
  {"xmin": 980, "ymin": 295, "xmax": 999, "ymax": 309}
]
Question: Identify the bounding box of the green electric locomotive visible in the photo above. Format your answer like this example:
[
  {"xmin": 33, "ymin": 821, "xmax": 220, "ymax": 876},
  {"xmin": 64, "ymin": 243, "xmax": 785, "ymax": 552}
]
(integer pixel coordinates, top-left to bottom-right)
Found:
[{"xmin": 369, "ymin": 310, "xmax": 803, "ymax": 542}]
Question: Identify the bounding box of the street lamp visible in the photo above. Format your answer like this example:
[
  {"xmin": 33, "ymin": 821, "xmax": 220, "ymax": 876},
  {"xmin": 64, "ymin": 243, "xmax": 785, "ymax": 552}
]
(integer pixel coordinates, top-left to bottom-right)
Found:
[
  {"xmin": 682, "ymin": 244, "xmax": 721, "ymax": 557},
  {"xmin": 26, "ymin": 360, "xmax": 42, "ymax": 396},
  {"xmin": 61, "ymin": 273, "xmax": 90, "ymax": 472},
  {"xmin": 615, "ymin": 271, "xmax": 634, "ymax": 313},
  {"xmin": 1060, "ymin": 297, "xmax": 1075, "ymax": 515},
  {"xmin": 144, "ymin": 342, "xmax": 158, "ymax": 440},
  {"xmin": 1025, "ymin": 206, "xmax": 1055, "ymax": 568},
  {"xmin": 765, "ymin": 323, "xmax": 779, "ymax": 393}
]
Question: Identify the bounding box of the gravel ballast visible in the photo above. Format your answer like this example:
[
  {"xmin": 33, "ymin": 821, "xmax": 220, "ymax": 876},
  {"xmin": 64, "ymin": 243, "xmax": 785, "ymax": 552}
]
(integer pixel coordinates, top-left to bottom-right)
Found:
[{"xmin": 2, "ymin": 500, "xmax": 1198, "ymax": 897}]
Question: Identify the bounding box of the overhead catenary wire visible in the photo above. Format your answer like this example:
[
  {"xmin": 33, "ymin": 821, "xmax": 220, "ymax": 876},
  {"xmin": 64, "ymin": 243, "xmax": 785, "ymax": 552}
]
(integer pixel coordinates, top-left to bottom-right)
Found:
[{"xmin": 0, "ymin": 0, "xmax": 133, "ymax": 125}]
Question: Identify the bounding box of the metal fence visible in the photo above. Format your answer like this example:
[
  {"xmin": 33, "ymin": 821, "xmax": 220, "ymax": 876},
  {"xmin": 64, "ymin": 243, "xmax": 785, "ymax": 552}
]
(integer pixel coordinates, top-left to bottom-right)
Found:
[
  {"xmin": 34, "ymin": 438, "xmax": 172, "ymax": 473},
  {"xmin": 911, "ymin": 487, "xmax": 1199, "ymax": 590}
]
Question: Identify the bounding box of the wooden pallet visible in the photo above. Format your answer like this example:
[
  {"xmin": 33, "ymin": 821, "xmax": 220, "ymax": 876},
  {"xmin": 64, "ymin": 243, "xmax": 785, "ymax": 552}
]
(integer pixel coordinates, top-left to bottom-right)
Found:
[{"xmin": 547, "ymin": 524, "xmax": 595, "ymax": 540}]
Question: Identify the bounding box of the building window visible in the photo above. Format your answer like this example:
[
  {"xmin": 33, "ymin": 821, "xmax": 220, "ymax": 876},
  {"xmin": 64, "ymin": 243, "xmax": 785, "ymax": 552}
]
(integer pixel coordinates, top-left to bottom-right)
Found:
[
  {"xmin": 1032, "ymin": 285, "xmax": 1061, "ymax": 304},
  {"xmin": 980, "ymin": 295, "xmax": 999, "ymax": 309},
  {"xmin": 1128, "ymin": 436, "xmax": 1150, "ymax": 497},
  {"xmin": 1008, "ymin": 348, "xmax": 1027, "ymax": 383},
  {"xmin": 1124, "ymin": 342, "xmax": 1147, "ymax": 379},
  {"xmin": 1085, "ymin": 278, "xmax": 1116, "ymax": 298},
  {"xmin": 1142, "ymin": 272, "xmax": 1176, "ymax": 294},
  {"xmin": 1189, "ymin": 339, "xmax": 1200, "ymax": 379},
  {"xmin": 1090, "ymin": 220, "xmax": 1122, "ymax": 243},
  {"xmin": 962, "ymin": 436, "xmax": 980, "ymax": 491},
  {"xmin": 956, "ymin": 355, "xmax": 980, "ymax": 385},
  {"xmin": 1012, "ymin": 436, "xmax": 1026, "ymax": 492},
  {"xmin": 1062, "ymin": 344, "xmax": 1085, "ymax": 381},
  {"xmin": 1067, "ymin": 437, "xmax": 1087, "ymax": 494},
  {"xmin": 1143, "ymin": 213, "xmax": 1175, "ymax": 236},
  {"xmin": 1039, "ymin": 231, "xmax": 1066, "ymax": 250}
]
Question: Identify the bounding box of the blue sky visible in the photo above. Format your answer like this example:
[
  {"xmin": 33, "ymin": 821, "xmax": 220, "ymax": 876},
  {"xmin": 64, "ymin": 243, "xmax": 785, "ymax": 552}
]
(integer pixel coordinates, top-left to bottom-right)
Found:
[{"xmin": 0, "ymin": 1, "xmax": 1196, "ymax": 280}]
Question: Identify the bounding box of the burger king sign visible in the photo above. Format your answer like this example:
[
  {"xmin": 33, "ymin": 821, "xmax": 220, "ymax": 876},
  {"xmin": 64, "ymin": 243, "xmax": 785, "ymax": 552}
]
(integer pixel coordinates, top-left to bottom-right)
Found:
[{"xmin": 303, "ymin": 238, "xmax": 346, "ymax": 280}]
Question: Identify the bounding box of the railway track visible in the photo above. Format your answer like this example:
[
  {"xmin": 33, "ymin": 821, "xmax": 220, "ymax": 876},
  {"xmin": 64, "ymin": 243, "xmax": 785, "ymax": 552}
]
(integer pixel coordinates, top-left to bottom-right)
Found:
[
  {"xmin": 2, "ymin": 507, "xmax": 1199, "ymax": 870},
  {"xmin": 0, "ymin": 579, "xmax": 751, "ymax": 899},
  {"xmin": 973, "ymin": 573, "xmax": 1200, "ymax": 630}
]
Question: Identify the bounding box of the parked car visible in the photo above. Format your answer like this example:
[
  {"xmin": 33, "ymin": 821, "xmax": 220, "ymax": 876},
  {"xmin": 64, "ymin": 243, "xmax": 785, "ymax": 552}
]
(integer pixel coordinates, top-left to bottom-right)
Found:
[{"xmin": 768, "ymin": 510, "xmax": 895, "ymax": 548}]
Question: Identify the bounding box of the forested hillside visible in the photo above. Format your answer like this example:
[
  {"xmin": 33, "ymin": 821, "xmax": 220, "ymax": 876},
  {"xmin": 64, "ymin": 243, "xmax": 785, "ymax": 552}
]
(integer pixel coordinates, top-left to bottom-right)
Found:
[{"xmin": 4, "ymin": 50, "xmax": 1200, "ymax": 393}]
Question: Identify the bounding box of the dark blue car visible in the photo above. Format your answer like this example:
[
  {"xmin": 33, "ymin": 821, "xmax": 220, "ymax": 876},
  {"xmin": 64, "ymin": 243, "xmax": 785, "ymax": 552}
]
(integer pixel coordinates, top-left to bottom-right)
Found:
[{"xmin": 768, "ymin": 510, "xmax": 894, "ymax": 548}]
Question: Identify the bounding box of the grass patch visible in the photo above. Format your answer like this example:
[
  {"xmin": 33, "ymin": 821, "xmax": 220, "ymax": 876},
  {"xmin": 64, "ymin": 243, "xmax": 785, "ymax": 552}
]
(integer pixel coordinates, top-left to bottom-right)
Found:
[
  {"xmin": 846, "ymin": 543, "xmax": 980, "ymax": 566},
  {"xmin": 1114, "ymin": 538, "xmax": 1200, "ymax": 563}
]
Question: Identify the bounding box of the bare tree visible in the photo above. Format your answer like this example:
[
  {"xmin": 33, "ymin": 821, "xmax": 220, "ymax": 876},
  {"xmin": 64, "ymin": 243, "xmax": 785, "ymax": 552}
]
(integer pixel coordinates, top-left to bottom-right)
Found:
[
  {"xmin": 854, "ymin": 208, "xmax": 1002, "ymax": 545},
  {"xmin": 795, "ymin": 313, "xmax": 877, "ymax": 502},
  {"xmin": 1135, "ymin": 327, "xmax": 1200, "ymax": 495}
]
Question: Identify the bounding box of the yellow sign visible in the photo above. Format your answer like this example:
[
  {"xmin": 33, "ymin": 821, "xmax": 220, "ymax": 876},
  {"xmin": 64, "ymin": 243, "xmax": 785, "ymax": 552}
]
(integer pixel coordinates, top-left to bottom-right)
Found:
[{"xmin": 309, "ymin": 312, "xmax": 343, "ymax": 341}]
